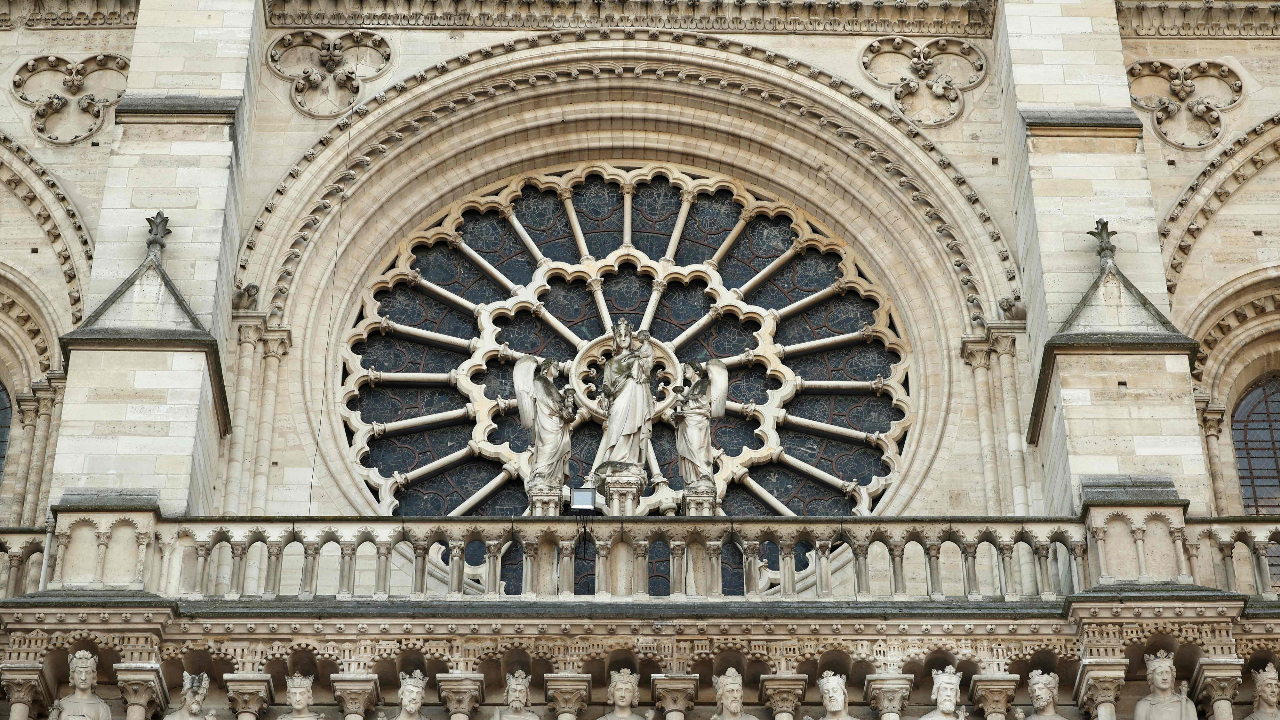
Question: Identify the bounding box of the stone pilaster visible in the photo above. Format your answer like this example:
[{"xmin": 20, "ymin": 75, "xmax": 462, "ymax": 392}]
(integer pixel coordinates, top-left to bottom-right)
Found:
[
  {"xmin": 546, "ymin": 674, "xmax": 592, "ymax": 720},
  {"xmin": 332, "ymin": 674, "xmax": 381, "ymax": 720},
  {"xmin": 437, "ymin": 673, "xmax": 484, "ymax": 720},
  {"xmin": 864, "ymin": 675, "xmax": 913, "ymax": 720}
]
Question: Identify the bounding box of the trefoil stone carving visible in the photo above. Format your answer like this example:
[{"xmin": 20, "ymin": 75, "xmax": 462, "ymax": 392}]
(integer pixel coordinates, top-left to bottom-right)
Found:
[
  {"xmin": 267, "ymin": 30, "xmax": 392, "ymax": 118},
  {"xmin": 860, "ymin": 36, "xmax": 986, "ymax": 127},
  {"xmin": 1128, "ymin": 60, "xmax": 1243, "ymax": 150},
  {"xmin": 11, "ymin": 54, "xmax": 129, "ymax": 145}
]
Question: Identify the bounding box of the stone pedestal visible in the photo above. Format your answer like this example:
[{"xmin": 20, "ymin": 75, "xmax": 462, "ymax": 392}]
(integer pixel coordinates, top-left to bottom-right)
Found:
[
  {"xmin": 600, "ymin": 464, "xmax": 646, "ymax": 515},
  {"xmin": 865, "ymin": 674, "xmax": 913, "ymax": 720},
  {"xmin": 1192, "ymin": 658, "xmax": 1244, "ymax": 720},
  {"xmin": 225, "ymin": 674, "xmax": 274, "ymax": 720},
  {"xmin": 682, "ymin": 482, "xmax": 716, "ymax": 516},
  {"xmin": 528, "ymin": 487, "xmax": 562, "ymax": 516},
  {"xmin": 0, "ymin": 662, "xmax": 50, "ymax": 720},
  {"xmin": 332, "ymin": 674, "xmax": 381, "ymax": 720},
  {"xmin": 760, "ymin": 674, "xmax": 808, "ymax": 720},
  {"xmin": 651, "ymin": 674, "xmax": 698, "ymax": 720},
  {"xmin": 970, "ymin": 674, "xmax": 1020, "ymax": 720},
  {"xmin": 116, "ymin": 663, "xmax": 169, "ymax": 720},
  {"xmin": 437, "ymin": 673, "xmax": 484, "ymax": 720},
  {"xmin": 545, "ymin": 673, "xmax": 592, "ymax": 720},
  {"xmin": 1074, "ymin": 661, "xmax": 1125, "ymax": 720}
]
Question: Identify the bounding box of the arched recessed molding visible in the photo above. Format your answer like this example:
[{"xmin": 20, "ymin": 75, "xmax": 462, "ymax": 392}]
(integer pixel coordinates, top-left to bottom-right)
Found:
[
  {"xmin": 1183, "ymin": 263, "xmax": 1280, "ymax": 387},
  {"xmin": 1159, "ymin": 116, "xmax": 1280, "ymax": 293},
  {"xmin": 0, "ymin": 132, "xmax": 91, "ymax": 327},
  {"xmin": 241, "ymin": 32, "xmax": 1013, "ymax": 517}
]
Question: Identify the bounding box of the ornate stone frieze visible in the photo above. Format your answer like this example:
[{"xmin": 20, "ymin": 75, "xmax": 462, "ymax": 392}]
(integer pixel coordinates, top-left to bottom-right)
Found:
[
  {"xmin": 19, "ymin": 0, "xmax": 136, "ymax": 28},
  {"xmin": 267, "ymin": 30, "xmax": 392, "ymax": 118},
  {"xmin": 11, "ymin": 54, "xmax": 129, "ymax": 145},
  {"xmin": 860, "ymin": 36, "xmax": 986, "ymax": 127},
  {"xmin": 264, "ymin": 0, "xmax": 996, "ymax": 36},
  {"xmin": 1116, "ymin": 0, "xmax": 1280, "ymax": 38},
  {"xmin": 1128, "ymin": 60, "xmax": 1242, "ymax": 150}
]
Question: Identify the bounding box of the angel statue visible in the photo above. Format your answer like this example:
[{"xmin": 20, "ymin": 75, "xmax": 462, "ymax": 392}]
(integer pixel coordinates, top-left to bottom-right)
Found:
[
  {"xmin": 671, "ymin": 359, "xmax": 727, "ymax": 491},
  {"xmin": 514, "ymin": 356, "xmax": 576, "ymax": 493},
  {"xmin": 593, "ymin": 319, "xmax": 655, "ymax": 477}
]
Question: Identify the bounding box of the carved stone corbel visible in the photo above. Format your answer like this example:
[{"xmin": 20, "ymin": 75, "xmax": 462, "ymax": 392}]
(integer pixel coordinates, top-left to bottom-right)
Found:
[
  {"xmin": 864, "ymin": 674, "xmax": 913, "ymax": 720},
  {"xmin": 545, "ymin": 673, "xmax": 592, "ymax": 720},
  {"xmin": 651, "ymin": 674, "xmax": 699, "ymax": 720},
  {"xmin": 437, "ymin": 673, "xmax": 484, "ymax": 720}
]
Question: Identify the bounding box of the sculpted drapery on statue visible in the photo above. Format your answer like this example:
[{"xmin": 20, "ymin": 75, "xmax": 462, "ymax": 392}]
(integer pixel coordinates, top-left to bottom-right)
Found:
[
  {"xmin": 1134, "ymin": 652, "xmax": 1196, "ymax": 720},
  {"xmin": 48, "ymin": 651, "xmax": 111, "ymax": 720},
  {"xmin": 593, "ymin": 320, "xmax": 655, "ymax": 478},
  {"xmin": 514, "ymin": 357, "xmax": 578, "ymax": 493},
  {"xmin": 672, "ymin": 359, "xmax": 727, "ymax": 492}
]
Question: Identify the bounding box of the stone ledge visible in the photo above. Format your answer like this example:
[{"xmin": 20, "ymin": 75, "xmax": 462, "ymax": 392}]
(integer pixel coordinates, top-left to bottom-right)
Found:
[
  {"xmin": 52, "ymin": 488, "xmax": 161, "ymax": 513},
  {"xmin": 115, "ymin": 94, "xmax": 241, "ymax": 125},
  {"xmin": 1021, "ymin": 107, "xmax": 1144, "ymax": 138},
  {"xmin": 1079, "ymin": 474, "xmax": 1190, "ymax": 508}
]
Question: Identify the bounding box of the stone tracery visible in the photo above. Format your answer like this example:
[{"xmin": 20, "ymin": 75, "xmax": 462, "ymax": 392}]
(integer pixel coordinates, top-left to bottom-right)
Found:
[{"xmin": 339, "ymin": 162, "xmax": 910, "ymax": 518}]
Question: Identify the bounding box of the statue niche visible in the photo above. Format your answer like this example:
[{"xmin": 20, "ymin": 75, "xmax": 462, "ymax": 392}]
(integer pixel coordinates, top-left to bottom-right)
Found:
[{"xmin": 49, "ymin": 651, "xmax": 111, "ymax": 720}]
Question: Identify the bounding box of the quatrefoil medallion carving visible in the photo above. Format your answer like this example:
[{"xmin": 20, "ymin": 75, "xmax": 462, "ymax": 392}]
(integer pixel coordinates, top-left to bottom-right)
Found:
[
  {"xmin": 267, "ymin": 30, "xmax": 391, "ymax": 118},
  {"xmin": 1128, "ymin": 60, "xmax": 1243, "ymax": 150},
  {"xmin": 860, "ymin": 36, "xmax": 987, "ymax": 128},
  {"xmin": 11, "ymin": 54, "xmax": 129, "ymax": 145}
]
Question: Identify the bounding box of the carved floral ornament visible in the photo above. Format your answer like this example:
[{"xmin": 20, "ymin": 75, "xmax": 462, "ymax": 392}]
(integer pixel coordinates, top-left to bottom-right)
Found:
[
  {"xmin": 11, "ymin": 54, "xmax": 129, "ymax": 146},
  {"xmin": 860, "ymin": 36, "xmax": 986, "ymax": 128},
  {"xmin": 267, "ymin": 30, "xmax": 392, "ymax": 118},
  {"xmin": 239, "ymin": 31, "xmax": 1017, "ymax": 333},
  {"xmin": 1128, "ymin": 59, "xmax": 1243, "ymax": 150},
  {"xmin": 339, "ymin": 162, "xmax": 911, "ymax": 518}
]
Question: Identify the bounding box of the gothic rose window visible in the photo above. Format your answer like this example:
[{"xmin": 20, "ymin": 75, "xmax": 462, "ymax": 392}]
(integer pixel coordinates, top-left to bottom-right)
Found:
[{"xmin": 341, "ymin": 163, "xmax": 910, "ymax": 518}]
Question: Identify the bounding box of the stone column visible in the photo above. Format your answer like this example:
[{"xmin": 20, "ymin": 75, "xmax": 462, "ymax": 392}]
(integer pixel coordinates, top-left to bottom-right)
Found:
[
  {"xmin": 992, "ymin": 335, "xmax": 1030, "ymax": 514},
  {"xmin": 963, "ymin": 340, "xmax": 1000, "ymax": 514},
  {"xmin": 760, "ymin": 675, "xmax": 808, "ymax": 720},
  {"xmin": 437, "ymin": 673, "xmax": 484, "ymax": 720},
  {"xmin": 116, "ymin": 664, "xmax": 169, "ymax": 720},
  {"xmin": 545, "ymin": 674, "xmax": 591, "ymax": 720},
  {"xmin": 6, "ymin": 400, "xmax": 35, "ymax": 525},
  {"xmin": 332, "ymin": 674, "xmax": 381, "ymax": 720},
  {"xmin": 223, "ymin": 320, "xmax": 262, "ymax": 515},
  {"xmin": 34, "ymin": 377, "xmax": 65, "ymax": 524},
  {"xmin": 1074, "ymin": 663, "xmax": 1125, "ymax": 720},
  {"xmin": 970, "ymin": 675, "xmax": 1019, "ymax": 720},
  {"xmin": 250, "ymin": 334, "xmax": 289, "ymax": 515},
  {"xmin": 632, "ymin": 540, "xmax": 649, "ymax": 598},
  {"xmin": 1192, "ymin": 658, "xmax": 1244, "ymax": 720},
  {"xmin": 0, "ymin": 664, "xmax": 49, "ymax": 720},
  {"xmin": 225, "ymin": 674, "xmax": 274, "ymax": 720},
  {"xmin": 669, "ymin": 541, "xmax": 686, "ymax": 596},
  {"xmin": 1201, "ymin": 407, "xmax": 1231, "ymax": 516},
  {"xmin": 864, "ymin": 675, "xmax": 913, "ymax": 720},
  {"xmin": 651, "ymin": 675, "xmax": 699, "ymax": 720}
]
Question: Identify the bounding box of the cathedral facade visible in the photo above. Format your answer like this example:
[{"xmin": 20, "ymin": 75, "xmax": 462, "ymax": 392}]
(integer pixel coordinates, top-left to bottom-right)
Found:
[{"xmin": 2, "ymin": 1, "xmax": 1280, "ymax": 720}]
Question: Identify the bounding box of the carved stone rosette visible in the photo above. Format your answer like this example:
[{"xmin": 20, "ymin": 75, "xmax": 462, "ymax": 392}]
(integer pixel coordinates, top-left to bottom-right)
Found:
[
  {"xmin": 11, "ymin": 54, "xmax": 129, "ymax": 145},
  {"xmin": 860, "ymin": 36, "xmax": 987, "ymax": 127},
  {"xmin": 266, "ymin": 30, "xmax": 391, "ymax": 118}
]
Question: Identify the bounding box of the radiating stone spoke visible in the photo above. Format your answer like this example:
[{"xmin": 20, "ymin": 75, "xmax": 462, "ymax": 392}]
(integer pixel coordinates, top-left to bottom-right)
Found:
[
  {"xmin": 504, "ymin": 209, "xmax": 547, "ymax": 266},
  {"xmin": 778, "ymin": 452, "xmax": 853, "ymax": 494},
  {"xmin": 365, "ymin": 370, "xmax": 456, "ymax": 386},
  {"xmin": 372, "ymin": 406, "xmax": 473, "ymax": 438},
  {"xmin": 670, "ymin": 306, "xmax": 722, "ymax": 351},
  {"xmin": 413, "ymin": 272, "xmax": 478, "ymax": 315},
  {"xmin": 448, "ymin": 466, "xmax": 517, "ymax": 516},
  {"xmin": 736, "ymin": 242, "xmax": 801, "ymax": 298},
  {"xmin": 661, "ymin": 191, "xmax": 697, "ymax": 261},
  {"xmin": 774, "ymin": 282, "xmax": 847, "ymax": 320},
  {"xmin": 795, "ymin": 377, "xmax": 886, "ymax": 395},
  {"xmin": 394, "ymin": 445, "xmax": 475, "ymax": 487},
  {"xmin": 449, "ymin": 236, "xmax": 520, "ymax": 294},
  {"xmin": 377, "ymin": 316, "xmax": 476, "ymax": 352},
  {"xmin": 740, "ymin": 475, "xmax": 797, "ymax": 516},
  {"xmin": 777, "ymin": 325, "xmax": 872, "ymax": 359},
  {"xmin": 707, "ymin": 211, "xmax": 753, "ymax": 269},
  {"xmin": 778, "ymin": 413, "xmax": 878, "ymax": 446}
]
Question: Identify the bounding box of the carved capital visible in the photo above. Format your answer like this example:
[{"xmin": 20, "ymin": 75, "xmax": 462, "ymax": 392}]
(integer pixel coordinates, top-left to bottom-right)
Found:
[
  {"xmin": 864, "ymin": 675, "xmax": 912, "ymax": 718},
  {"xmin": 969, "ymin": 675, "xmax": 1019, "ymax": 719},
  {"xmin": 1074, "ymin": 663, "xmax": 1125, "ymax": 720},
  {"xmin": 332, "ymin": 674, "xmax": 381, "ymax": 720},
  {"xmin": 544, "ymin": 673, "xmax": 592, "ymax": 718},
  {"xmin": 1192, "ymin": 658, "xmax": 1246, "ymax": 714},
  {"xmin": 990, "ymin": 334, "xmax": 1016, "ymax": 357},
  {"xmin": 962, "ymin": 340, "xmax": 991, "ymax": 369},
  {"xmin": 116, "ymin": 664, "xmax": 168, "ymax": 716},
  {"xmin": 1201, "ymin": 406, "xmax": 1226, "ymax": 437},
  {"xmin": 651, "ymin": 674, "xmax": 698, "ymax": 715},
  {"xmin": 437, "ymin": 673, "xmax": 484, "ymax": 719},
  {"xmin": 0, "ymin": 666, "xmax": 49, "ymax": 712},
  {"xmin": 225, "ymin": 674, "xmax": 275, "ymax": 719},
  {"xmin": 759, "ymin": 674, "xmax": 808, "ymax": 717}
]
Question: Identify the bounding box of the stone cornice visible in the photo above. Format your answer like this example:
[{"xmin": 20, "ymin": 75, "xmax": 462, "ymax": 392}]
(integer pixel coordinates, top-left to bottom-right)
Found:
[{"xmin": 1117, "ymin": 0, "xmax": 1280, "ymax": 38}]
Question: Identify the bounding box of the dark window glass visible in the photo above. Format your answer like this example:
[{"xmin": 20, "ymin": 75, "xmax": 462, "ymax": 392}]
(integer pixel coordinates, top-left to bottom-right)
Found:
[
  {"xmin": 0, "ymin": 383, "xmax": 11, "ymax": 470},
  {"xmin": 1233, "ymin": 376, "xmax": 1280, "ymax": 588}
]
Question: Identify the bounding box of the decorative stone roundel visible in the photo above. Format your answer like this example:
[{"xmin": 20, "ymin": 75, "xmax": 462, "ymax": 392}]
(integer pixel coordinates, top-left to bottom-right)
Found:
[
  {"xmin": 339, "ymin": 163, "xmax": 911, "ymax": 518},
  {"xmin": 860, "ymin": 36, "xmax": 986, "ymax": 128},
  {"xmin": 1128, "ymin": 60, "xmax": 1243, "ymax": 150},
  {"xmin": 11, "ymin": 54, "xmax": 129, "ymax": 145},
  {"xmin": 267, "ymin": 30, "xmax": 391, "ymax": 118}
]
